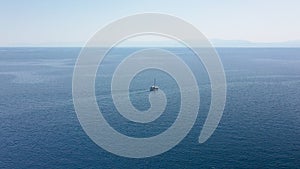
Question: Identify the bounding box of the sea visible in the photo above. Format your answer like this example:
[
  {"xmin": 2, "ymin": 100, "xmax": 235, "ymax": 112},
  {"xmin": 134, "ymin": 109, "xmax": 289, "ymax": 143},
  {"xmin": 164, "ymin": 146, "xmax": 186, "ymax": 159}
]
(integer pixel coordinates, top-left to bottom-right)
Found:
[{"xmin": 0, "ymin": 47, "xmax": 299, "ymax": 168}]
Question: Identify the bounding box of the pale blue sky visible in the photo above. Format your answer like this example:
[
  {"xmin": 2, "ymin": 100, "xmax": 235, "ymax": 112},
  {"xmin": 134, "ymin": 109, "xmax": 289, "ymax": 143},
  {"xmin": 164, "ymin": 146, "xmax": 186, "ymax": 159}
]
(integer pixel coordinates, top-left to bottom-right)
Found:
[{"xmin": 1, "ymin": 0, "xmax": 300, "ymax": 46}]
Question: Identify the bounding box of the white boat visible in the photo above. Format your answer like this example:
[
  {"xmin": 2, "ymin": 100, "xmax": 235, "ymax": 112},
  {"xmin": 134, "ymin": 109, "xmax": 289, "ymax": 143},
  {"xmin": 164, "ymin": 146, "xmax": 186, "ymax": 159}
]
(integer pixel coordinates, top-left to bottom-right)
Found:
[{"xmin": 150, "ymin": 78, "xmax": 159, "ymax": 91}]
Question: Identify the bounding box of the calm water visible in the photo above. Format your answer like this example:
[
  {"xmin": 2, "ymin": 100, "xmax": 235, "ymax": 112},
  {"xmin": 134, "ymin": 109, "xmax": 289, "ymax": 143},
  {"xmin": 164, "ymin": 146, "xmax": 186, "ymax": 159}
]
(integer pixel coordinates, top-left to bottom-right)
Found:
[{"xmin": 0, "ymin": 48, "xmax": 299, "ymax": 168}]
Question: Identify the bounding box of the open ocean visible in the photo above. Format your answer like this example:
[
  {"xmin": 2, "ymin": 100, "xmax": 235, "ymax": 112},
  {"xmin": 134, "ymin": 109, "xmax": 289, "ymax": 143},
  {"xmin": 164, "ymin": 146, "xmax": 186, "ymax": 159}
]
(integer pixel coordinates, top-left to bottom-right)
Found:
[{"xmin": 0, "ymin": 47, "xmax": 299, "ymax": 168}]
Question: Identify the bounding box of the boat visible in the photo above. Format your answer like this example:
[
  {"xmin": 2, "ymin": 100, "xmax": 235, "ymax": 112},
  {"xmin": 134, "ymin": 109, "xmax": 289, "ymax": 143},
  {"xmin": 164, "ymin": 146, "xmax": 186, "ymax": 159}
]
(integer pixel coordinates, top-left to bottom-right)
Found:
[{"xmin": 150, "ymin": 78, "xmax": 159, "ymax": 91}]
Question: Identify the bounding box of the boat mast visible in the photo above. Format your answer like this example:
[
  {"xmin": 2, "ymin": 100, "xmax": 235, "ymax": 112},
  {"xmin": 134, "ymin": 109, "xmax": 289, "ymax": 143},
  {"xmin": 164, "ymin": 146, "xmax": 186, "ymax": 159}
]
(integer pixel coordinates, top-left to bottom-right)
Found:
[{"xmin": 154, "ymin": 78, "xmax": 156, "ymax": 86}]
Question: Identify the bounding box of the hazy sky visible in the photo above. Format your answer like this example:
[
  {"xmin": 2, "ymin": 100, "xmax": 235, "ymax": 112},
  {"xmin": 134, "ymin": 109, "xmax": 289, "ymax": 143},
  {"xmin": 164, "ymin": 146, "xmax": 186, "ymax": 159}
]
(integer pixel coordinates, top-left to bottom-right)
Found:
[{"xmin": 1, "ymin": 0, "xmax": 300, "ymax": 46}]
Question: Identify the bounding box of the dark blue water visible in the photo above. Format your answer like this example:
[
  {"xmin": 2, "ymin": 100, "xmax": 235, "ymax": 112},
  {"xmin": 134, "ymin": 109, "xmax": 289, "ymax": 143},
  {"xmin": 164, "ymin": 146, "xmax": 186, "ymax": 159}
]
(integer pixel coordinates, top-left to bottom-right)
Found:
[{"xmin": 0, "ymin": 48, "xmax": 299, "ymax": 168}]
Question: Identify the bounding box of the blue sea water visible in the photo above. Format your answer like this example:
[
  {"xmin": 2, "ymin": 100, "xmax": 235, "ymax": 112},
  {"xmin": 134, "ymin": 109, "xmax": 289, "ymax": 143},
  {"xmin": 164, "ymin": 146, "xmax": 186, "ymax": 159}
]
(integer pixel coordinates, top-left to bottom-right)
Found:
[{"xmin": 0, "ymin": 47, "xmax": 299, "ymax": 168}]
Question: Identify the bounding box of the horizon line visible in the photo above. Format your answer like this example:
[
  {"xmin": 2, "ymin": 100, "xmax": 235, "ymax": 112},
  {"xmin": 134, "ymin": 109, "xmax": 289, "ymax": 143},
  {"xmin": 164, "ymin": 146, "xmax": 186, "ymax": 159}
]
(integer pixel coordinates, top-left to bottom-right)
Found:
[{"xmin": 1, "ymin": 39, "xmax": 300, "ymax": 48}]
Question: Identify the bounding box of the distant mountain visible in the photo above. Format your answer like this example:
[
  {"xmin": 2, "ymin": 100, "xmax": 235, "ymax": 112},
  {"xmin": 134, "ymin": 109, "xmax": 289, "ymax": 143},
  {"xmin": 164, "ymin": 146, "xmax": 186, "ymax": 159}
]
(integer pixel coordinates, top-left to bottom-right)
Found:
[{"xmin": 210, "ymin": 39, "xmax": 300, "ymax": 47}]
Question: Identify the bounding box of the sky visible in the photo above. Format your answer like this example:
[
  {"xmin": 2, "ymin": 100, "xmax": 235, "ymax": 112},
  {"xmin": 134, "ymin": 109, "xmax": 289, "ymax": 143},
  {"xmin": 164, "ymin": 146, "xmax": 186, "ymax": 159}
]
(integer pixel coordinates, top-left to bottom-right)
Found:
[{"xmin": 1, "ymin": 0, "xmax": 300, "ymax": 47}]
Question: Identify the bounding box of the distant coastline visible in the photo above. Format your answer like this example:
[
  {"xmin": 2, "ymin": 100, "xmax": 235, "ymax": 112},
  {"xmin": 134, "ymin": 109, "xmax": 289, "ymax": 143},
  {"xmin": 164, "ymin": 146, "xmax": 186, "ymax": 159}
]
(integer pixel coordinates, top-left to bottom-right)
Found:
[{"xmin": 1, "ymin": 39, "xmax": 300, "ymax": 48}]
